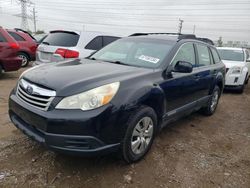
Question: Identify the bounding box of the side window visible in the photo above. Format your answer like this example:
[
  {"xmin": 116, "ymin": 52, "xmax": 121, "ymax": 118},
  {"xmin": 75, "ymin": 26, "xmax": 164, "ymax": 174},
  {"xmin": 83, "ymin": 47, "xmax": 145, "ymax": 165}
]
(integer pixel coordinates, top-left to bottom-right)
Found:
[
  {"xmin": 8, "ymin": 32, "xmax": 25, "ymax": 41},
  {"xmin": 0, "ymin": 33, "xmax": 6, "ymax": 42},
  {"xmin": 103, "ymin": 36, "xmax": 119, "ymax": 47},
  {"xmin": 211, "ymin": 48, "xmax": 221, "ymax": 64},
  {"xmin": 196, "ymin": 44, "xmax": 211, "ymax": 66},
  {"xmin": 171, "ymin": 43, "xmax": 196, "ymax": 67},
  {"xmin": 85, "ymin": 36, "xmax": 102, "ymax": 50}
]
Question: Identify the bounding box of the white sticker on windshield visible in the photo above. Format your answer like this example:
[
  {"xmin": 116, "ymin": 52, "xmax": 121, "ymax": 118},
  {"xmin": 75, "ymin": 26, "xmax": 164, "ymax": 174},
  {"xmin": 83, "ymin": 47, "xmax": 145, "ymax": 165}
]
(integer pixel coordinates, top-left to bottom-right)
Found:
[{"xmin": 138, "ymin": 55, "xmax": 160, "ymax": 64}]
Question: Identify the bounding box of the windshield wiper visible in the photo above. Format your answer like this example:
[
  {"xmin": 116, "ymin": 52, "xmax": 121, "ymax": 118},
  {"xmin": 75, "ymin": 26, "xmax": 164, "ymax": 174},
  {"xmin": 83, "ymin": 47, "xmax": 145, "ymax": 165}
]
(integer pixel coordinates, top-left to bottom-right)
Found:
[
  {"xmin": 42, "ymin": 41, "xmax": 50, "ymax": 45},
  {"xmin": 87, "ymin": 57, "xmax": 96, "ymax": 60},
  {"xmin": 104, "ymin": 60, "xmax": 130, "ymax": 66}
]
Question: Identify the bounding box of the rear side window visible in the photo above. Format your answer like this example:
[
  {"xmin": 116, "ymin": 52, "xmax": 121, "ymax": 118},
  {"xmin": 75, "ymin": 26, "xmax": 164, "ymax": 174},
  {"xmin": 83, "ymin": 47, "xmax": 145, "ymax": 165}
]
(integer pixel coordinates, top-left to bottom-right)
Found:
[
  {"xmin": 85, "ymin": 36, "xmax": 102, "ymax": 50},
  {"xmin": 171, "ymin": 43, "xmax": 196, "ymax": 67},
  {"xmin": 196, "ymin": 44, "xmax": 211, "ymax": 66},
  {"xmin": 0, "ymin": 33, "xmax": 6, "ymax": 42},
  {"xmin": 211, "ymin": 48, "xmax": 221, "ymax": 64},
  {"xmin": 103, "ymin": 36, "xmax": 119, "ymax": 47},
  {"xmin": 43, "ymin": 32, "xmax": 79, "ymax": 47},
  {"xmin": 8, "ymin": 32, "xmax": 25, "ymax": 41}
]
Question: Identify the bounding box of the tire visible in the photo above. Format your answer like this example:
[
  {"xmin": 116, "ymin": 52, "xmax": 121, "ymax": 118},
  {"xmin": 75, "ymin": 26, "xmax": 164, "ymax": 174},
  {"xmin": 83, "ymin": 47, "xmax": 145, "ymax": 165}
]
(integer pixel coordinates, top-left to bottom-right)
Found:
[
  {"xmin": 18, "ymin": 52, "xmax": 30, "ymax": 67},
  {"xmin": 0, "ymin": 65, "xmax": 2, "ymax": 76},
  {"xmin": 245, "ymin": 74, "xmax": 249, "ymax": 85},
  {"xmin": 121, "ymin": 106, "xmax": 157, "ymax": 163},
  {"xmin": 201, "ymin": 85, "xmax": 221, "ymax": 116}
]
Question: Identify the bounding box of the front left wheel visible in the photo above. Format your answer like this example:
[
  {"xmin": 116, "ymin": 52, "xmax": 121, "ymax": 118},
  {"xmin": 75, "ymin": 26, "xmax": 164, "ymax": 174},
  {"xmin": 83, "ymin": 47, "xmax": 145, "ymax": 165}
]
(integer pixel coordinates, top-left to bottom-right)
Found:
[{"xmin": 121, "ymin": 106, "xmax": 157, "ymax": 163}]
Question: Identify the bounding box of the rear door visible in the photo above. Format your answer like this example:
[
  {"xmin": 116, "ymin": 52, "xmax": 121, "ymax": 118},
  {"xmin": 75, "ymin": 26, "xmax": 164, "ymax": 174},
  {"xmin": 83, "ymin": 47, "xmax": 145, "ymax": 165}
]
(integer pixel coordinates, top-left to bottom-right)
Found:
[
  {"xmin": 36, "ymin": 31, "xmax": 80, "ymax": 63},
  {"xmin": 194, "ymin": 43, "xmax": 215, "ymax": 98}
]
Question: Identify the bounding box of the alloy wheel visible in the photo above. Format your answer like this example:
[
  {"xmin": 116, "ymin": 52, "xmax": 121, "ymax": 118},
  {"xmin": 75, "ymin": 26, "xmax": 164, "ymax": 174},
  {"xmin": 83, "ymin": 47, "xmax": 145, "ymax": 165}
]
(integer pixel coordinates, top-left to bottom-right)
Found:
[
  {"xmin": 18, "ymin": 54, "xmax": 28, "ymax": 66},
  {"xmin": 131, "ymin": 117, "xmax": 154, "ymax": 155},
  {"xmin": 210, "ymin": 90, "xmax": 219, "ymax": 111}
]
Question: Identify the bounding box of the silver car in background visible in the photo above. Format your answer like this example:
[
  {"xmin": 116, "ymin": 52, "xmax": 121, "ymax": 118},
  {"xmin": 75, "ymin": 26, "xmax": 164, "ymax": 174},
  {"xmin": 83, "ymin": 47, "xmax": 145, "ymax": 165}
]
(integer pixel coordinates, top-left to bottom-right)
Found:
[{"xmin": 34, "ymin": 30, "xmax": 120, "ymax": 65}]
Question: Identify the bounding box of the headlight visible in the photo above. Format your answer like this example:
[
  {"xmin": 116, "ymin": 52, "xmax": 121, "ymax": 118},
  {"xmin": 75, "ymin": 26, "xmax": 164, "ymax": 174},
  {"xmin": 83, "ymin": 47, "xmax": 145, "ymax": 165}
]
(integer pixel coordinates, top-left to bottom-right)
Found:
[
  {"xmin": 231, "ymin": 67, "xmax": 241, "ymax": 74},
  {"xmin": 56, "ymin": 82, "xmax": 120, "ymax": 111}
]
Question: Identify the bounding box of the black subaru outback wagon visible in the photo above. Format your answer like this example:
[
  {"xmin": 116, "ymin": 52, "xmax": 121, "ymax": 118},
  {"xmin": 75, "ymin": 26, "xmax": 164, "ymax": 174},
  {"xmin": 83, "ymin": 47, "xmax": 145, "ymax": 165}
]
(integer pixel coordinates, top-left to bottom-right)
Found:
[{"xmin": 9, "ymin": 33, "xmax": 225, "ymax": 163}]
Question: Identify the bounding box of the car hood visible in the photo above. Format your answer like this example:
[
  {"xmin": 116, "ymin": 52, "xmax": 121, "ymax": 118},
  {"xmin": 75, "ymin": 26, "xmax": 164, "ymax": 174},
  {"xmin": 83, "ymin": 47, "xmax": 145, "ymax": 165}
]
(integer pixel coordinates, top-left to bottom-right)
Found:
[
  {"xmin": 22, "ymin": 59, "xmax": 154, "ymax": 96},
  {"xmin": 222, "ymin": 60, "xmax": 245, "ymax": 69}
]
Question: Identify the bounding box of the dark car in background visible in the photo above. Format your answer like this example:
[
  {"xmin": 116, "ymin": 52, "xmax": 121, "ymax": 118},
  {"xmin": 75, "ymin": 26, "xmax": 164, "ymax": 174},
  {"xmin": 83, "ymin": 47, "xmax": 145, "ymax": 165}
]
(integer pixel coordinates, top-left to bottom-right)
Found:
[
  {"xmin": 0, "ymin": 27, "xmax": 22, "ymax": 74},
  {"xmin": 7, "ymin": 28, "xmax": 38, "ymax": 67},
  {"xmin": 9, "ymin": 33, "xmax": 225, "ymax": 163}
]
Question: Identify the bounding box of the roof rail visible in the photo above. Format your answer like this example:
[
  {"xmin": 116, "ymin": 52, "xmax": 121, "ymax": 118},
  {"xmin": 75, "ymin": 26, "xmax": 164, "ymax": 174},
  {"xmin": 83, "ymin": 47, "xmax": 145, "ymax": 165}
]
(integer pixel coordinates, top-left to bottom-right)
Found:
[
  {"xmin": 129, "ymin": 32, "xmax": 213, "ymax": 45},
  {"xmin": 196, "ymin": 37, "xmax": 214, "ymax": 45}
]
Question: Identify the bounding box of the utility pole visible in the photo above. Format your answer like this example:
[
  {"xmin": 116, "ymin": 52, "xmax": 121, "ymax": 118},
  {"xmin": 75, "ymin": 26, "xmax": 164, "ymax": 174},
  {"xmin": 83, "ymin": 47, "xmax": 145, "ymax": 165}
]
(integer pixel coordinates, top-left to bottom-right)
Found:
[
  {"xmin": 17, "ymin": 0, "xmax": 33, "ymax": 31},
  {"xmin": 32, "ymin": 6, "xmax": 37, "ymax": 33},
  {"xmin": 193, "ymin": 25, "xmax": 196, "ymax": 34},
  {"xmin": 178, "ymin": 18, "xmax": 184, "ymax": 34}
]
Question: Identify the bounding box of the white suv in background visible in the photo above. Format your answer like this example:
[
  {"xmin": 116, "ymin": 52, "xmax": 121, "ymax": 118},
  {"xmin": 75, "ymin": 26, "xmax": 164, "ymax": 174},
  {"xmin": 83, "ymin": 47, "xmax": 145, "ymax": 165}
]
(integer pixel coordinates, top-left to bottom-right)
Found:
[
  {"xmin": 33, "ymin": 30, "xmax": 120, "ymax": 65},
  {"xmin": 217, "ymin": 47, "xmax": 250, "ymax": 93}
]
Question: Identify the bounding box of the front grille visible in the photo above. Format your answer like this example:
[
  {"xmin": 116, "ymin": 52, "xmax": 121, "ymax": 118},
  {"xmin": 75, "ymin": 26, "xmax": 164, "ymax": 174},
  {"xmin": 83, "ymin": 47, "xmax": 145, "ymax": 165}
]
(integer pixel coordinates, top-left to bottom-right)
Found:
[{"xmin": 16, "ymin": 79, "xmax": 56, "ymax": 111}]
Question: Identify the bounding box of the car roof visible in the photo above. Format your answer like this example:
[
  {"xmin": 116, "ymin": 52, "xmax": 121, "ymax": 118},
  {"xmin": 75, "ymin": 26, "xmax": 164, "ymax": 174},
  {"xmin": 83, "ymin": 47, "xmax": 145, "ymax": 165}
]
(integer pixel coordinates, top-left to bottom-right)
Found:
[
  {"xmin": 128, "ymin": 33, "xmax": 215, "ymax": 46},
  {"xmin": 49, "ymin": 30, "xmax": 122, "ymax": 37},
  {"xmin": 130, "ymin": 34, "xmax": 179, "ymax": 41}
]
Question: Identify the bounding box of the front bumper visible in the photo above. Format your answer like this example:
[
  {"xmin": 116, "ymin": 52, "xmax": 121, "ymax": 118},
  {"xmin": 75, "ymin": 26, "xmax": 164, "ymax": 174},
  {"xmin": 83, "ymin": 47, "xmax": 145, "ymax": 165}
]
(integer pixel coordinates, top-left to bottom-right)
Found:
[
  {"xmin": 9, "ymin": 93, "xmax": 125, "ymax": 156},
  {"xmin": 225, "ymin": 67, "xmax": 248, "ymax": 87}
]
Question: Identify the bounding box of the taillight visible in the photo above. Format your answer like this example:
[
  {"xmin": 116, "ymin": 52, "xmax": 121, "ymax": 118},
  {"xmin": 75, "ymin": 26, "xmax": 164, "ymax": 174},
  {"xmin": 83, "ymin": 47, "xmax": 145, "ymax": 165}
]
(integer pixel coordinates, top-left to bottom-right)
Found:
[
  {"xmin": 9, "ymin": 42, "xmax": 19, "ymax": 49},
  {"xmin": 55, "ymin": 48, "xmax": 79, "ymax": 58}
]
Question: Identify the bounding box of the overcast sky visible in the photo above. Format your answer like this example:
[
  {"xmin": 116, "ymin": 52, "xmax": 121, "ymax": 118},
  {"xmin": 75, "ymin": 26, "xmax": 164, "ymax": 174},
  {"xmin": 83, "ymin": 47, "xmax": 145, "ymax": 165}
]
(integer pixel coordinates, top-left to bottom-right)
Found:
[{"xmin": 0, "ymin": 0, "xmax": 250, "ymax": 43}]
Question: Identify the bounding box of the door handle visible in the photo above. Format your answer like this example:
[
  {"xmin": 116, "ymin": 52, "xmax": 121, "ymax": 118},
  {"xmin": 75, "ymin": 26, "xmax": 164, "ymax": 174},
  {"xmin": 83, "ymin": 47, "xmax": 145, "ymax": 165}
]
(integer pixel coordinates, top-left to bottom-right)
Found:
[
  {"xmin": 212, "ymin": 70, "xmax": 218, "ymax": 74},
  {"xmin": 194, "ymin": 74, "xmax": 201, "ymax": 80}
]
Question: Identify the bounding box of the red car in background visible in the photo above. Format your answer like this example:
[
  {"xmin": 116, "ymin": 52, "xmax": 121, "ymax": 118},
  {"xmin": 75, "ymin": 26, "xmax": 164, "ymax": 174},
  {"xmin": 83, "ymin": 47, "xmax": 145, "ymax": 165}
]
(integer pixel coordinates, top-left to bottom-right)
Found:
[
  {"xmin": 0, "ymin": 27, "xmax": 22, "ymax": 74},
  {"xmin": 7, "ymin": 28, "xmax": 38, "ymax": 67}
]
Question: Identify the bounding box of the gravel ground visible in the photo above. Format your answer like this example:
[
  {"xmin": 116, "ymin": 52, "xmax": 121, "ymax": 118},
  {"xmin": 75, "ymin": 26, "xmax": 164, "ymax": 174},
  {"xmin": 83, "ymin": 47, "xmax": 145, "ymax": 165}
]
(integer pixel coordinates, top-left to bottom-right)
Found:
[{"xmin": 0, "ymin": 68, "xmax": 250, "ymax": 188}]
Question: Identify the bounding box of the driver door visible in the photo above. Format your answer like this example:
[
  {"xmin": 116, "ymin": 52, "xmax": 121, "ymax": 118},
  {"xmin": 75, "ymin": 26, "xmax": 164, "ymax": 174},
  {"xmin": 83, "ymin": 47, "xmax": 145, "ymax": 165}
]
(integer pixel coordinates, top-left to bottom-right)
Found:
[{"xmin": 159, "ymin": 42, "xmax": 200, "ymax": 117}]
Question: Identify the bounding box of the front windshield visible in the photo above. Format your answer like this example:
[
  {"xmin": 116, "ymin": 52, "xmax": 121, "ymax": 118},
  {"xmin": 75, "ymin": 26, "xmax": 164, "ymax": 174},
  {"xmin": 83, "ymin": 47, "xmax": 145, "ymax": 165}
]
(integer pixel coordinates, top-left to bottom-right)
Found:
[
  {"xmin": 217, "ymin": 49, "xmax": 244, "ymax": 62},
  {"xmin": 90, "ymin": 38, "xmax": 174, "ymax": 68}
]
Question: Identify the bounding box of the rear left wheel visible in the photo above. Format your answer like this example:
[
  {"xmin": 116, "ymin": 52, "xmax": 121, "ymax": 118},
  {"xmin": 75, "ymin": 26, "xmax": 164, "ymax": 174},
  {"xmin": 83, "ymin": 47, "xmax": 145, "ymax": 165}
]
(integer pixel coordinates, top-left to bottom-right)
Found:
[
  {"xmin": 201, "ymin": 85, "xmax": 220, "ymax": 116},
  {"xmin": 18, "ymin": 52, "xmax": 30, "ymax": 67},
  {"xmin": 121, "ymin": 106, "xmax": 157, "ymax": 163}
]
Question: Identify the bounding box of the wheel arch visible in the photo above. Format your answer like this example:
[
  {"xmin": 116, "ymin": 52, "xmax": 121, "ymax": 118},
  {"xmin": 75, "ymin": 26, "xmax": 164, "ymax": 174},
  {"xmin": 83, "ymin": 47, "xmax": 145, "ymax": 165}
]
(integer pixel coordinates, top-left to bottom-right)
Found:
[
  {"xmin": 18, "ymin": 51, "xmax": 31, "ymax": 60},
  {"xmin": 138, "ymin": 86, "xmax": 166, "ymax": 131}
]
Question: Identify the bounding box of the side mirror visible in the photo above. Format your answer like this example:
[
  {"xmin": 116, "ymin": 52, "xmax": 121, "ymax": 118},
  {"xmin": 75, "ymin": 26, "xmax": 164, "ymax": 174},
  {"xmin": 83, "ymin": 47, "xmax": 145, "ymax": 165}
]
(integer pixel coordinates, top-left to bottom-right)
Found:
[{"xmin": 173, "ymin": 61, "xmax": 193, "ymax": 73}]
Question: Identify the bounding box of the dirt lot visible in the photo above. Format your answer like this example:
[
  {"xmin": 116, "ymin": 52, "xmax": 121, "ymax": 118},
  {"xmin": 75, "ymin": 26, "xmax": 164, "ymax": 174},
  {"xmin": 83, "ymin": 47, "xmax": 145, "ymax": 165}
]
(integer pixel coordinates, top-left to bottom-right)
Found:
[{"xmin": 0, "ymin": 67, "xmax": 250, "ymax": 188}]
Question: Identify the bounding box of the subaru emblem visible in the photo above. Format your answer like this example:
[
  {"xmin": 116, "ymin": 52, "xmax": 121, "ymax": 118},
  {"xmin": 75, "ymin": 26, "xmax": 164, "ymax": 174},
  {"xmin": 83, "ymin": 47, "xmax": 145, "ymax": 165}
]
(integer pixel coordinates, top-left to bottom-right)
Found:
[{"xmin": 26, "ymin": 85, "xmax": 33, "ymax": 95}]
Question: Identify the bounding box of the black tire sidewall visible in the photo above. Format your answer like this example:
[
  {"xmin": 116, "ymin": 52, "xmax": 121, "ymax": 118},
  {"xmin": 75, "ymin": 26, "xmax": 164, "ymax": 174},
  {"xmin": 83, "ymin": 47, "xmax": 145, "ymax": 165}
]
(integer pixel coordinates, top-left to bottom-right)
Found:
[{"xmin": 122, "ymin": 106, "xmax": 157, "ymax": 163}]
